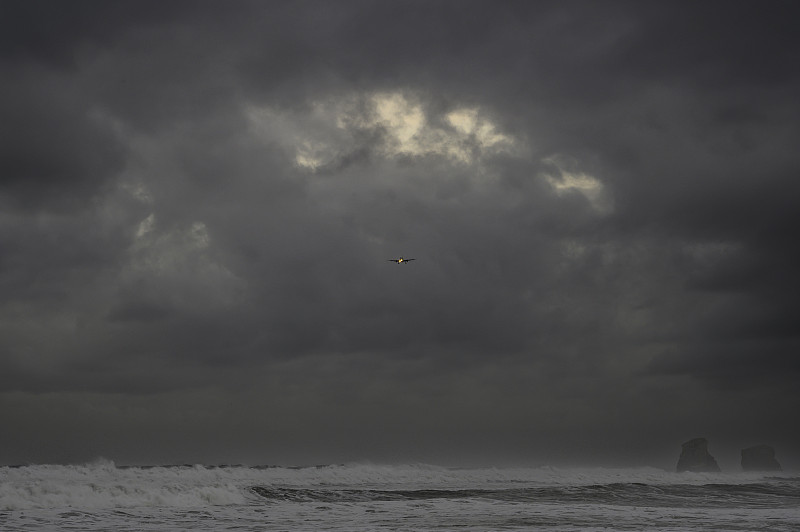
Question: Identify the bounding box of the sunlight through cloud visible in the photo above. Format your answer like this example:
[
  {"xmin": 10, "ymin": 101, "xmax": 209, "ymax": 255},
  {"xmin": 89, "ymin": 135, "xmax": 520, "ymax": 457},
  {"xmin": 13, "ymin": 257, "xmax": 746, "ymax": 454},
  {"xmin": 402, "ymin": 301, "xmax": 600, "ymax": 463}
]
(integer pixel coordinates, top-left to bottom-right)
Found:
[
  {"xmin": 246, "ymin": 91, "xmax": 517, "ymax": 170},
  {"xmin": 543, "ymin": 155, "xmax": 612, "ymax": 214},
  {"xmin": 124, "ymin": 219, "xmax": 244, "ymax": 310}
]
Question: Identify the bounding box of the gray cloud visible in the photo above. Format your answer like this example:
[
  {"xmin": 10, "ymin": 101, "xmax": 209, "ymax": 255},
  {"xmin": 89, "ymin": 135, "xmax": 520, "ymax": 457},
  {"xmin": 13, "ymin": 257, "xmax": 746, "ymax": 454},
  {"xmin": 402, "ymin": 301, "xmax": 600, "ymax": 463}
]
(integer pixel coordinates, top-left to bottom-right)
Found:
[{"xmin": 1, "ymin": 0, "xmax": 799, "ymax": 467}]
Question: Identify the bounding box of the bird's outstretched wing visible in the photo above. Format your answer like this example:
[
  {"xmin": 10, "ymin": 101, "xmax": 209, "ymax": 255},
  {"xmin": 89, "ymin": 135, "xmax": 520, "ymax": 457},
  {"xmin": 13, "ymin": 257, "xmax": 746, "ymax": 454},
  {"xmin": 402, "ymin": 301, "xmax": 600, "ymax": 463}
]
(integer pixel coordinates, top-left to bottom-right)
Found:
[
  {"xmin": 405, "ymin": 258, "xmax": 416, "ymax": 261},
  {"xmin": 388, "ymin": 259, "xmax": 399, "ymax": 262}
]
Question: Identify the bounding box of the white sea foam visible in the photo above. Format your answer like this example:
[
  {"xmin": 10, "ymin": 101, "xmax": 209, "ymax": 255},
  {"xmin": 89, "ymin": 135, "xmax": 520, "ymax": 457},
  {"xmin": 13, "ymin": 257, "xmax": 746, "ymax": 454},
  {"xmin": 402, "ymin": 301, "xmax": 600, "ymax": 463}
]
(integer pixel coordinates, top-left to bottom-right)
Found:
[
  {"xmin": 2, "ymin": 462, "xmax": 799, "ymax": 531},
  {"xmin": 1, "ymin": 461, "xmax": 795, "ymax": 511},
  {"xmin": 0, "ymin": 461, "xmax": 248, "ymax": 510}
]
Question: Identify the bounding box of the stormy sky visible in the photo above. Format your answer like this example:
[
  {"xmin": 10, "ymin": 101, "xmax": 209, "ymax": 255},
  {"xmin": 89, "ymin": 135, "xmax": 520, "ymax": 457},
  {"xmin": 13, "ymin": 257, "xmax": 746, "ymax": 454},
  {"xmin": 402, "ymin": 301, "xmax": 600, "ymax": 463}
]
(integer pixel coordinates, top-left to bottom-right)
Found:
[{"xmin": 2, "ymin": 0, "xmax": 799, "ymax": 468}]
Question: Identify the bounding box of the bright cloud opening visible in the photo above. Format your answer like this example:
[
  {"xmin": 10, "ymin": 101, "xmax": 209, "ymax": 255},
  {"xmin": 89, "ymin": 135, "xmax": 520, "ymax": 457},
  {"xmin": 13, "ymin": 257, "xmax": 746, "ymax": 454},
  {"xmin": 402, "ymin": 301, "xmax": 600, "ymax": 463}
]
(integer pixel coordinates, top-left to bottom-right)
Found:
[
  {"xmin": 135, "ymin": 213, "xmax": 156, "ymax": 238},
  {"xmin": 544, "ymin": 155, "xmax": 612, "ymax": 214},
  {"xmin": 246, "ymin": 91, "xmax": 517, "ymax": 170},
  {"xmin": 373, "ymin": 92, "xmax": 425, "ymax": 147},
  {"xmin": 446, "ymin": 108, "xmax": 511, "ymax": 148}
]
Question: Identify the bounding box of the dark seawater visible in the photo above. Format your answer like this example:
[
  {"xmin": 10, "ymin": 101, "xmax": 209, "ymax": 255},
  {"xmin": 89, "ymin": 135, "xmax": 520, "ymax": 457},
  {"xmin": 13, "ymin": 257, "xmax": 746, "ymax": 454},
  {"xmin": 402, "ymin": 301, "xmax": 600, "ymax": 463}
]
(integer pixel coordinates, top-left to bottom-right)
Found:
[
  {"xmin": 2, "ymin": 462, "xmax": 799, "ymax": 531},
  {"xmin": 252, "ymin": 479, "xmax": 800, "ymax": 507}
]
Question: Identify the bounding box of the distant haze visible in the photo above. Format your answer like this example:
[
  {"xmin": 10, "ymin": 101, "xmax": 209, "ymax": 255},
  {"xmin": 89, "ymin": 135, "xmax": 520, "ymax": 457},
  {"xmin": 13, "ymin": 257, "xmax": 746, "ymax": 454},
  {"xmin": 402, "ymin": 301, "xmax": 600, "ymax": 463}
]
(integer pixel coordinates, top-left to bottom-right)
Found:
[{"xmin": 1, "ymin": 0, "xmax": 799, "ymax": 468}]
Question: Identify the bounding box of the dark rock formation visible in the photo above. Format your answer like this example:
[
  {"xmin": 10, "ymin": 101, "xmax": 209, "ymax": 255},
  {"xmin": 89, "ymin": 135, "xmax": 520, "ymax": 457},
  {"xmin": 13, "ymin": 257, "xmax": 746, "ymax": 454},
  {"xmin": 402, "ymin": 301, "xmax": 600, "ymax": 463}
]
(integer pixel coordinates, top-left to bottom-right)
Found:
[
  {"xmin": 676, "ymin": 437, "xmax": 721, "ymax": 472},
  {"xmin": 741, "ymin": 445, "xmax": 782, "ymax": 471}
]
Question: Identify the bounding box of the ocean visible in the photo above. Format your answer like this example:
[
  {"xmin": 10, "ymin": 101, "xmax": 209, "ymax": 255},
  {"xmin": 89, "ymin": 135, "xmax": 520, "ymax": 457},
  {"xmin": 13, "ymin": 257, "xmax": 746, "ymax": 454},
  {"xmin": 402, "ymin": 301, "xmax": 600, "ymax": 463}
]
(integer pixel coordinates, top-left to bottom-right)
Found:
[{"xmin": 1, "ymin": 461, "xmax": 798, "ymax": 531}]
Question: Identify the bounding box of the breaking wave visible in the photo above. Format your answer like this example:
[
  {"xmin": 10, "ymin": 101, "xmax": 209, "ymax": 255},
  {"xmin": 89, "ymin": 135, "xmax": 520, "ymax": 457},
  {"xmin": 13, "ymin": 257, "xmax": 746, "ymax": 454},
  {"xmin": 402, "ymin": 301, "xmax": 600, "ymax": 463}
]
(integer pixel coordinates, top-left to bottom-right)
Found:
[
  {"xmin": 251, "ymin": 481, "xmax": 800, "ymax": 508},
  {"xmin": 2, "ymin": 460, "xmax": 799, "ymax": 511}
]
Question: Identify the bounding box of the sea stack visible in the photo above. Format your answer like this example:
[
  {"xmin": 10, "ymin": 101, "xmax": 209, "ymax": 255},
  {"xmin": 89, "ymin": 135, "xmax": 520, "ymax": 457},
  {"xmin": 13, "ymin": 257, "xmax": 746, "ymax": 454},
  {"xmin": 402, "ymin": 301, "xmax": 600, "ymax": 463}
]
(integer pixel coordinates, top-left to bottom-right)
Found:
[
  {"xmin": 741, "ymin": 445, "xmax": 782, "ymax": 471},
  {"xmin": 676, "ymin": 437, "xmax": 721, "ymax": 472}
]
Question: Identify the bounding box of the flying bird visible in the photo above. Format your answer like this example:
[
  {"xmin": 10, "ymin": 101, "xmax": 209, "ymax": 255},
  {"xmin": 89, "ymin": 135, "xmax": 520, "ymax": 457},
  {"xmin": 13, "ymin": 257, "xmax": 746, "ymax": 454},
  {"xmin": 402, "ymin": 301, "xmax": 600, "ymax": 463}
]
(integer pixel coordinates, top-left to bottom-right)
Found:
[{"xmin": 388, "ymin": 257, "xmax": 415, "ymax": 263}]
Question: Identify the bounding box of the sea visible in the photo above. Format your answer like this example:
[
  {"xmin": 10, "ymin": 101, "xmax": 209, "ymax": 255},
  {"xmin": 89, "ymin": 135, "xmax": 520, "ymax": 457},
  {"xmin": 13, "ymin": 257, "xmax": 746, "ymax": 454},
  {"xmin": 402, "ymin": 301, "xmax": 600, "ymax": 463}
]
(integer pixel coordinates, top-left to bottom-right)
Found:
[{"xmin": 1, "ymin": 461, "xmax": 799, "ymax": 531}]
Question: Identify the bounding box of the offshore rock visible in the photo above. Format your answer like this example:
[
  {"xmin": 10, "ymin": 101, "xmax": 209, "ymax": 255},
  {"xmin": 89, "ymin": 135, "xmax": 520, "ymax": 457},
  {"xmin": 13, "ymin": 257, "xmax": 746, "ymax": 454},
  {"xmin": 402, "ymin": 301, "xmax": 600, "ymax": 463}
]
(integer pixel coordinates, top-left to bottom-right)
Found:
[
  {"xmin": 741, "ymin": 445, "xmax": 782, "ymax": 471},
  {"xmin": 676, "ymin": 437, "xmax": 721, "ymax": 472}
]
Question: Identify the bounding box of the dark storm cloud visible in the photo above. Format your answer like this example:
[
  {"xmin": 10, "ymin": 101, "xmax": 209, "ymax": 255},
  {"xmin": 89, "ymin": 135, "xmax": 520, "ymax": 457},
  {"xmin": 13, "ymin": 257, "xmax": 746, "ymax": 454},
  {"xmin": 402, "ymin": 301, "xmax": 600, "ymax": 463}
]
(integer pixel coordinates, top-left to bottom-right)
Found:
[
  {"xmin": 0, "ymin": 66, "xmax": 125, "ymax": 208},
  {"xmin": 1, "ymin": 0, "xmax": 799, "ymax": 466},
  {"xmin": 0, "ymin": 0, "xmax": 210, "ymax": 206}
]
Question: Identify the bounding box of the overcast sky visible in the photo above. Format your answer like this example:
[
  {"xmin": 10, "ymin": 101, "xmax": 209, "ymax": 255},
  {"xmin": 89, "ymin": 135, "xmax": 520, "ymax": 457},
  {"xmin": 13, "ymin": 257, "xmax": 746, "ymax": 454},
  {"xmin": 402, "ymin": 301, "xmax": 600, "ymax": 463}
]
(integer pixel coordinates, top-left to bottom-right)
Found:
[{"xmin": 2, "ymin": 0, "xmax": 799, "ymax": 468}]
